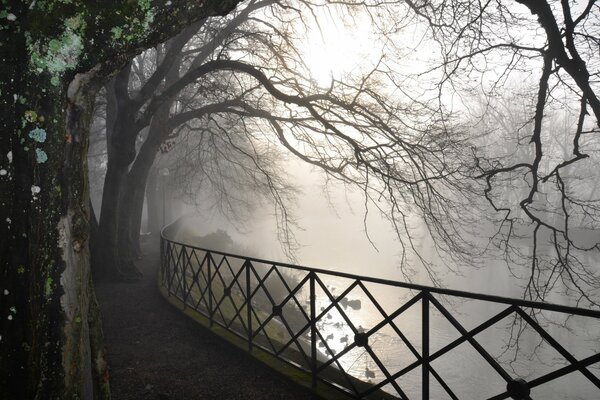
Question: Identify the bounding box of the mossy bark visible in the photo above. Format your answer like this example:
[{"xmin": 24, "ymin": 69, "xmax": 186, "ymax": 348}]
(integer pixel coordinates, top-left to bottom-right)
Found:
[{"xmin": 0, "ymin": 1, "xmax": 242, "ymax": 398}]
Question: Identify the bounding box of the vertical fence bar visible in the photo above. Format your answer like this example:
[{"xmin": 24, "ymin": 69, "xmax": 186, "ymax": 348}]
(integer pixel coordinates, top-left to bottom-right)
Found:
[
  {"xmin": 246, "ymin": 260, "xmax": 253, "ymax": 352},
  {"xmin": 208, "ymin": 252, "xmax": 213, "ymax": 327},
  {"xmin": 160, "ymin": 236, "xmax": 164, "ymax": 284},
  {"xmin": 422, "ymin": 292, "xmax": 430, "ymax": 400},
  {"xmin": 166, "ymin": 242, "xmax": 173, "ymax": 295},
  {"xmin": 310, "ymin": 271, "xmax": 317, "ymax": 389},
  {"xmin": 182, "ymin": 248, "xmax": 188, "ymax": 309}
]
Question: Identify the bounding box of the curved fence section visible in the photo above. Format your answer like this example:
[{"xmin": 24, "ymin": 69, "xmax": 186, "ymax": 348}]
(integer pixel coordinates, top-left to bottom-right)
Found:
[{"xmin": 160, "ymin": 227, "xmax": 600, "ymax": 400}]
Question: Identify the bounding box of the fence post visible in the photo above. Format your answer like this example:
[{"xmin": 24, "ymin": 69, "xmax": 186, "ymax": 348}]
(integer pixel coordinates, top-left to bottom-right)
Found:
[
  {"xmin": 310, "ymin": 271, "xmax": 317, "ymax": 389},
  {"xmin": 246, "ymin": 260, "xmax": 253, "ymax": 352},
  {"xmin": 422, "ymin": 292, "xmax": 430, "ymax": 400},
  {"xmin": 208, "ymin": 252, "xmax": 213, "ymax": 327}
]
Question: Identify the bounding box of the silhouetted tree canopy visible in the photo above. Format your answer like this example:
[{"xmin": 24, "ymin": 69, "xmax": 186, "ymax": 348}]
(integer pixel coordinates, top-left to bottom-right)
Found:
[{"xmin": 2, "ymin": 0, "xmax": 600, "ymax": 398}]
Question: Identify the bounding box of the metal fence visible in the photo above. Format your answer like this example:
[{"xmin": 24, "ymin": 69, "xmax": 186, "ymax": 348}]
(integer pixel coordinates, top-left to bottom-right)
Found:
[{"xmin": 160, "ymin": 231, "xmax": 600, "ymax": 400}]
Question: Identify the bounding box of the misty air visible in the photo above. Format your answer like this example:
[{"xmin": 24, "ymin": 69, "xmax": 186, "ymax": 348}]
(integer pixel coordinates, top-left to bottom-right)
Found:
[{"xmin": 2, "ymin": 1, "xmax": 600, "ymax": 399}]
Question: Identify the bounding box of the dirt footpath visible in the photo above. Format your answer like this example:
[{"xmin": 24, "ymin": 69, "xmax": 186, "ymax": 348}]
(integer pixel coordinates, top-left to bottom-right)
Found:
[{"xmin": 95, "ymin": 236, "xmax": 317, "ymax": 400}]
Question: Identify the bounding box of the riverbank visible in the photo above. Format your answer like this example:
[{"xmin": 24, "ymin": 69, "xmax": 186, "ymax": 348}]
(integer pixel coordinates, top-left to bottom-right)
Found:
[{"xmin": 95, "ymin": 234, "xmax": 317, "ymax": 400}]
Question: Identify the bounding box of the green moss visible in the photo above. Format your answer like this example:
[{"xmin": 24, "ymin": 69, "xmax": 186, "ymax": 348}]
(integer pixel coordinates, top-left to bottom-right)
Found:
[
  {"xmin": 24, "ymin": 110, "xmax": 38, "ymax": 123},
  {"xmin": 45, "ymin": 277, "xmax": 53, "ymax": 297},
  {"xmin": 25, "ymin": 12, "xmax": 86, "ymax": 85},
  {"xmin": 108, "ymin": 0, "xmax": 155, "ymax": 43},
  {"xmin": 110, "ymin": 26, "xmax": 122, "ymax": 40},
  {"xmin": 64, "ymin": 15, "xmax": 85, "ymax": 31}
]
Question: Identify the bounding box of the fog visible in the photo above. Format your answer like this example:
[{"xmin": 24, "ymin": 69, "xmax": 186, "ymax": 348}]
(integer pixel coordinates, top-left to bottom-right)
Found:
[
  {"xmin": 85, "ymin": 1, "xmax": 600, "ymax": 398},
  {"xmin": 162, "ymin": 159, "xmax": 599, "ymax": 399},
  {"xmin": 165, "ymin": 156, "xmax": 529, "ymax": 298}
]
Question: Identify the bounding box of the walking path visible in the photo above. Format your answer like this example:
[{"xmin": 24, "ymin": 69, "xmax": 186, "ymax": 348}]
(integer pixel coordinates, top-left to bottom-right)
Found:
[{"xmin": 96, "ymin": 235, "xmax": 317, "ymax": 400}]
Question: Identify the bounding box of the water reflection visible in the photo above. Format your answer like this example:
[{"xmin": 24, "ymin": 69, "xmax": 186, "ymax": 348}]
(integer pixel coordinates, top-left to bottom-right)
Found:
[{"xmin": 302, "ymin": 274, "xmax": 600, "ymax": 399}]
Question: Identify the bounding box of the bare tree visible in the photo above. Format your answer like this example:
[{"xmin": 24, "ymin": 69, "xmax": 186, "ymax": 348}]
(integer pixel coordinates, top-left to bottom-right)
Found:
[
  {"xmin": 95, "ymin": 0, "xmax": 321, "ymax": 279},
  {"xmin": 87, "ymin": 0, "xmax": 485, "ymax": 287},
  {"xmin": 322, "ymin": 0, "xmax": 600, "ymax": 304}
]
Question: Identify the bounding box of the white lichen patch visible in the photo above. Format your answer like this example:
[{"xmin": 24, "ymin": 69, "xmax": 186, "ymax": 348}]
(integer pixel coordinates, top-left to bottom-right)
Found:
[
  {"xmin": 7, "ymin": 151, "xmax": 12, "ymax": 163},
  {"xmin": 0, "ymin": 9, "xmax": 17, "ymax": 21},
  {"xmin": 31, "ymin": 185, "xmax": 41, "ymax": 200},
  {"xmin": 0, "ymin": 169, "xmax": 6, "ymax": 176}
]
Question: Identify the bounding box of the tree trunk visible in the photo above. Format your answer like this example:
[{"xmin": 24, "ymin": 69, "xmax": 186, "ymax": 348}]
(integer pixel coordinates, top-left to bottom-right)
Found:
[
  {"xmin": 117, "ymin": 157, "xmax": 155, "ymax": 266},
  {"xmin": 98, "ymin": 162, "xmax": 136, "ymax": 279},
  {"xmin": 1, "ymin": 1, "xmax": 242, "ymax": 397},
  {"xmin": 0, "ymin": 58, "xmax": 109, "ymax": 400},
  {"xmin": 146, "ymin": 167, "xmax": 161, "ymax": 234},
  {"xmin": 90, "ymin": 200, "xmax": 101, "ymax": 280},
  {"xmin": 97, "ymin": 67, "xmax": 142, "ymax": 281},
  {"xmin": 119, "ymin": 49, "xmax": 181, "ymax": 257},
  {"xmin": 130, "ymin": 185, "xmax": 146, "ymax": 257},
  {"xmin": 117, "ymin": 126, "xmax": 163, "ymax": 268}
]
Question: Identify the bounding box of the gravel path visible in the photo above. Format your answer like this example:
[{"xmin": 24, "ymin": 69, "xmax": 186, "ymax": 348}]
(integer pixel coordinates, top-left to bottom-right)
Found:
[{"xmin": 96, "ymin": 236, "xmax": 318, "ymax": 400}]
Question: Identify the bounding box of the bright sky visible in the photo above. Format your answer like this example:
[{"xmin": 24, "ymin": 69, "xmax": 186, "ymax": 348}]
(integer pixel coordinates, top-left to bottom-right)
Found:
[
  {"xmin": 298, "ymin": 9, "xmax": 380, "ymax": 87},
  {"xmin": 296, "ymin": 7, "xmax": 450, "ymax": 110}
]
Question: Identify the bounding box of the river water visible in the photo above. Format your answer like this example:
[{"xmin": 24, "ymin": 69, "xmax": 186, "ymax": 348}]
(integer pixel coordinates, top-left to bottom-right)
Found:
[{"xmin": 179, "ymin": 161, "xmax": 600, "ymax": 399}]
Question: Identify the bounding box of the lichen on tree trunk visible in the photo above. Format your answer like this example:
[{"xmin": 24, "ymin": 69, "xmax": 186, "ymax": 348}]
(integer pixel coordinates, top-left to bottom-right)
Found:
[{"xmin": 0, "ymin": 1, "xmax": 242, "ymax": 398}]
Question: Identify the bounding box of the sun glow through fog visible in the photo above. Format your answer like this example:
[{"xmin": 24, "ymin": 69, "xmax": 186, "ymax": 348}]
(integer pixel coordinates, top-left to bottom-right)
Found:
[{"xmin": 300, "ymin": 11, "xmax": 377, "ymax": 87}]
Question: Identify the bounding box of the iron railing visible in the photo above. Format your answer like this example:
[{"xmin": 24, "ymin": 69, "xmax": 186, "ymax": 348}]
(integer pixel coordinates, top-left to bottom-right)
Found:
[{"xmin": 160, "ymin": 228, "xmax": 600, "ymax": 400}]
